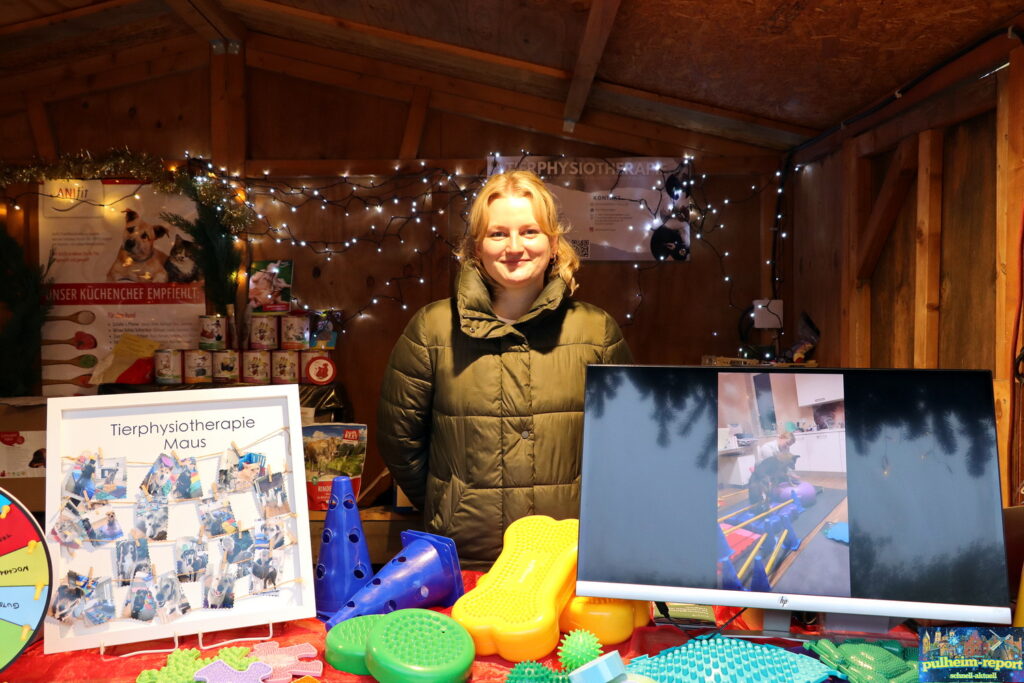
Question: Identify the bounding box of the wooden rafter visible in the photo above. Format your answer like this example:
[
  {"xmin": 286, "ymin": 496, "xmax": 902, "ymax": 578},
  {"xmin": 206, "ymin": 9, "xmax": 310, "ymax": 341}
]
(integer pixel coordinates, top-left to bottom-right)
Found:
[
  {"xmin": 211, "ymin": 45, "xmax": 246, "ymax": 174},
  {"xmin": 854, "ymin": 76, "xmax": 997, "ymax": 158},
  {"xmin": 0, "ymin": 0, "xmax": 141, "ymax": 37},
  {"xmin": 399, "ymin": 87, "xmax": 430, "ymax": 161},
  {"xmin": 856, "ymin": 136, "xmax": 919, "ymax": 282},
  {"xmin": 795, "ymin": 24, "xmax": 1024, "ymax": 163},
  {"xmin": 224, "ymin": 5, "xmax": 797, "ymax": 150},
  {"xmin": 223, "ymin": 0, "xmax": 566, "ymax": 80},
  {"xmin": 563, "ymin": 0, "xmax": 621, "ymax": 132},
  {"xmin": 245, "ymin": 36, "xmax": 781, "ymax": 166},
  {"xmin": 0, "ymin": 35, "xmax": 205, "ymax": 96},
  {"xmin": 164, "ymin": 0, "xmax": 247, "ymax": 43}
]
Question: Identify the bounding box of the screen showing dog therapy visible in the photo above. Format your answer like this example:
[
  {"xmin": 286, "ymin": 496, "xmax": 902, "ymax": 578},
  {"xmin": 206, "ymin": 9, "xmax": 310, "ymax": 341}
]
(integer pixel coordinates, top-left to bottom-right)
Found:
[{"xmin": 577, "ymin": 366, "xmax": 1011, "ymax": 623}]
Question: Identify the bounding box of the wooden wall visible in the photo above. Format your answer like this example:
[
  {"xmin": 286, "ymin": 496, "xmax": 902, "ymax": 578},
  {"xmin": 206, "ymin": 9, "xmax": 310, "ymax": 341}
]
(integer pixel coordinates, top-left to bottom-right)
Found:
[{"xmin": 1, "ymin": 51, "xmax": 778, "ymax": 503}]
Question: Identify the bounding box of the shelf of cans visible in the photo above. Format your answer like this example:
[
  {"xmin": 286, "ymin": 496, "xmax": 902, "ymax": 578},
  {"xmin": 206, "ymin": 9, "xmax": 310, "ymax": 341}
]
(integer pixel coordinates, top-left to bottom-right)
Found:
[{"xmin": 154, "ymin": 313, "xmax": 335, "ymax": 386}]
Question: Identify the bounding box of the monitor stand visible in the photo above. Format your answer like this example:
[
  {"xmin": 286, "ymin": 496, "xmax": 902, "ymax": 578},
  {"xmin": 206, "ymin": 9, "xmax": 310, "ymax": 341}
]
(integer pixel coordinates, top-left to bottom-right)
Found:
[
  {"xmin": 759, "ymin": 610, "xmax": 897, "ymax": 639},
  {"xmin": 820, "ymin": 612, "xmax": 898, "ymax": 637}
]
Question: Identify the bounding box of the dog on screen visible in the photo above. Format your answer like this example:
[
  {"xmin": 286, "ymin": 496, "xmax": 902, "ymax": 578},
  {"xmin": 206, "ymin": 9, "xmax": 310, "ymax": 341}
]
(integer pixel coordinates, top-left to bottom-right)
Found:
[{"xmin": 107, "ymin": 209, "xmax": 171, "ymax": 282}]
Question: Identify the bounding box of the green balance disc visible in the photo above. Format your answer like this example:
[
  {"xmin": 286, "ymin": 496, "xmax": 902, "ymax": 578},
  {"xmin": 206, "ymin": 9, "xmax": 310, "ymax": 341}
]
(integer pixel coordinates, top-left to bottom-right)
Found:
[
  {"xmin": 325, "ymin": 614, "xmax": 386, "ymax": 675},
  {"xmin": 365, "ymin": 608, "xmax": 475, "ymax": 683}
]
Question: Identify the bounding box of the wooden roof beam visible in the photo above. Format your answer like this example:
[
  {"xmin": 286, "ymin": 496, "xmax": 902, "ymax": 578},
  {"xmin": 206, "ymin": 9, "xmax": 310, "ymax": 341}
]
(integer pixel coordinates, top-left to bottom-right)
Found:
[
  {"xmin": 0, "ymin": 0, "xmax": 141, "ymax": 37},
  {"xmin": 225, "ymin": 0, "xmax": 566, "ymax": 80},
  {"xmin": 563, "ymin": 0, "xmax": 621, "ymax": 132},
  {"xmin": 246, "ymin": 36, "xmax": 781, "ymax": 163},
  {"xmin": 164, "ymin": 0, "xmax": 247, "ymax": 44},
  {"xmin": 856, "ymin": 136, "xmax": 919, "ymax": 282},
  {"xmin": 795, "ymin": 15, "xmax": 1024, "ymax": 163}
]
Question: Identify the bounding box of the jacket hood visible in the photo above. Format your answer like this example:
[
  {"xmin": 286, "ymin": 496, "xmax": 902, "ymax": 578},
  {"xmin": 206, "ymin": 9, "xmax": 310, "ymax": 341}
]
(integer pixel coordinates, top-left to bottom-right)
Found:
[{"xmin": 455, "ymin": 264, "xmax": 569, "ymax": 339}]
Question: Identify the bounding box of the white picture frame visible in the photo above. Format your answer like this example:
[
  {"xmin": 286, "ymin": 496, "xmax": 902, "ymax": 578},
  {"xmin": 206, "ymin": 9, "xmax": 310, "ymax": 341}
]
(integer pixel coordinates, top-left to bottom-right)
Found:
[{"xmin": 44, "ymin": 385, "xmax": 316, "ymax": 653}]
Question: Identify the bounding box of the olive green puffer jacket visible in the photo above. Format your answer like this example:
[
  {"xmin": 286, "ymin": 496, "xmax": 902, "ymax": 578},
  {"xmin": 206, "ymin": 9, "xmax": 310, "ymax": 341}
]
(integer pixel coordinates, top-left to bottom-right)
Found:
[{"xmin": 377, "ymin": 265, "xmax": 633, "ymax": 568}]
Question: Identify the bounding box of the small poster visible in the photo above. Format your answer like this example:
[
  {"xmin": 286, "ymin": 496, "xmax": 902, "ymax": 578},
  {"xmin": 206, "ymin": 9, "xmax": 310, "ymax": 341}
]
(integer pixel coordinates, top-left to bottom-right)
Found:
[
  {"xmin": 44, "ymin": 385, "xmax": 315, "ymax": 653},
  {"xmin": 0, "ymin": 431, "xmax": 46, "ymax": 478},
  {"xmin": 248, "ymin": 260, "xmax": 293, "ymax": 314},
  {"xmin": 302, "ymin": 424, "xmax": 367, "ymax": 509},
  {"xmin": 920, "ymin": 626, "xmax": 1024, "ymax": 681}
]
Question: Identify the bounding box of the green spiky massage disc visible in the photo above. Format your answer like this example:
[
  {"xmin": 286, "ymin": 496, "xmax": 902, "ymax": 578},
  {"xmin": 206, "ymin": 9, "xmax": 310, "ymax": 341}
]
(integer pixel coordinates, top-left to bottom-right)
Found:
[
  {"xmin": 365, "ymin": 608, "xmax": 475, "ymax": 683},
  {"xmin": 506, "ymin": 660, "xmax": 556, "ymax": 682},
  {"xmin": 325, "ymin": 613, "xmax": 386, "ymax": 674}
]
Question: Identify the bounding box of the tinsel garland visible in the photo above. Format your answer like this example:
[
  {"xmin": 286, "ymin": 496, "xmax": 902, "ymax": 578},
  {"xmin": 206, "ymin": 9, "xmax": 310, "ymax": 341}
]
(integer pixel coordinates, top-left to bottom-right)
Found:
[
  {"xmin": 0, "ymin": 229, "xmax": 52, "ymax": 397},
  {"xmin": 0, "ymin": 149, "xmax": 255, "ymax": 233}
]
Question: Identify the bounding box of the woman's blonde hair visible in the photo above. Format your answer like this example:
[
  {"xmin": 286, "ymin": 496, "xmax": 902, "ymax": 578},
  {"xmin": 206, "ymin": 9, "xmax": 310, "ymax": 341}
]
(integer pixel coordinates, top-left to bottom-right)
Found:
[{"xmin": 458, "ymin": 170, "xmax": 580, "ymax": 292}]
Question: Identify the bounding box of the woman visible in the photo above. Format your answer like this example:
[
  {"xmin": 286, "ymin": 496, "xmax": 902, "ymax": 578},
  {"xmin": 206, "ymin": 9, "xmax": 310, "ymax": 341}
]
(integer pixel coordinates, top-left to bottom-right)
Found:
[{"xmin": 378, "ymin": 170, "xmax": 633, "ymax": 568}]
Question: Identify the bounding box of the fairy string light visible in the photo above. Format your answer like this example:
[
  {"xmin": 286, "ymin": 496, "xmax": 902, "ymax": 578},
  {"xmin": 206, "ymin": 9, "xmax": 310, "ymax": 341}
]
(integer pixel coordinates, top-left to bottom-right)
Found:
[{"xmin": 1, "ymin": 150, "xmax": 793, "ymax": 350}]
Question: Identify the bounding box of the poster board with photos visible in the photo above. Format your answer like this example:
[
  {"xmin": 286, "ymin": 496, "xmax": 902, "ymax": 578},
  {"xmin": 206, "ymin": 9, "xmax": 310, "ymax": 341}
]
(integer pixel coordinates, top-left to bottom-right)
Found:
[{"xmin": 43, "ymin": 385, "xmax": 315, "ymax": 654}]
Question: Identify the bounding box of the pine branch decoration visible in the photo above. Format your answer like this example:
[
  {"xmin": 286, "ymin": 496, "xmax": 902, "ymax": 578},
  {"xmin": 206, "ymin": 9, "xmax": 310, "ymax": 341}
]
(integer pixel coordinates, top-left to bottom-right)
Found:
[
  {"xmin": 161, "ymin": 175, "xmax": 243, "ymax": 315},
  {"xmin": 0, "ymin": 229, "xmax": 52, "ymax": 397}
]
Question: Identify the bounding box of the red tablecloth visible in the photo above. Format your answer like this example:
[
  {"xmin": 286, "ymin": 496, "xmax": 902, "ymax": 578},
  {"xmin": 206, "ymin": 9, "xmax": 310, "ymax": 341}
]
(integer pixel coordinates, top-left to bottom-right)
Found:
[{"xmin": 0, "ymin": 571, "xmax": 800, "ymax": 682}]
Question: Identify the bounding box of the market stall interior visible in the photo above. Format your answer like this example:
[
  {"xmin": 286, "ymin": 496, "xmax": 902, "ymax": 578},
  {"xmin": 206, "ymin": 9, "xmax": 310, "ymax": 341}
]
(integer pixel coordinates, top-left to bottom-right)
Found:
[{"xmin": 4, "ymin": 0, "xmax": 1024, "ymax": 680}]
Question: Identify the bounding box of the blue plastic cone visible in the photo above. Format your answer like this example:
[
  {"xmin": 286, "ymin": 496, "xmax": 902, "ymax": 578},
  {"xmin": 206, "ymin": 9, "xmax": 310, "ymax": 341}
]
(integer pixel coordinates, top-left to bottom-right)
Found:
[
  {"xmin": 749, "ymin": 556, "xmax": 772, "ymax": 593},
  {"xmin": 315, "ymin": 476, "xmax": 373, "ymax": 622},
  {"xmin": 325, "ymin": 529, "xmax": 464, "ymax": 630}
]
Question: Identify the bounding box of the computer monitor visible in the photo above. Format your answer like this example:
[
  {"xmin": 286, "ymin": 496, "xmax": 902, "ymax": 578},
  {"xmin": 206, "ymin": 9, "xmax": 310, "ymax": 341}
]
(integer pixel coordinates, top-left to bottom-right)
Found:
[{"xmin": 576, "ymin": 366, "xmax": 1011, "ymax": 626}]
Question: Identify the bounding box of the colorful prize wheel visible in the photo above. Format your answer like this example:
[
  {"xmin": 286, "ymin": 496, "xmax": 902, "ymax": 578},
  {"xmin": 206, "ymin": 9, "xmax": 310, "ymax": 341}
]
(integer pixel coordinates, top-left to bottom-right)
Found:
[{"xmin": 0, "ymin": 487, "xmax": 51, "ymax": 674}]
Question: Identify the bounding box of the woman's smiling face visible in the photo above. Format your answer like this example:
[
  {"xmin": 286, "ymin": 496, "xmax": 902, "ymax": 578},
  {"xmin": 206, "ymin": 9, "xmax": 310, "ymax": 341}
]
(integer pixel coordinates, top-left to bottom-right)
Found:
[{"xmin": 477, "ymin": 194, "xmax": 554, "ymax": 292}]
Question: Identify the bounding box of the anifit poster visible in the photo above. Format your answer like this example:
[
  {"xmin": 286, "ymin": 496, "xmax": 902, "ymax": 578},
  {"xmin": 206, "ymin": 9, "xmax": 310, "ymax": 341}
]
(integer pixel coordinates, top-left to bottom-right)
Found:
[
  {"xmin": 38, "ymin": 180, "xmax": 206, "ymax": 396},
  {"xmin": 488, "ymin": 156, "xmax": 694, "ymax": 261}
]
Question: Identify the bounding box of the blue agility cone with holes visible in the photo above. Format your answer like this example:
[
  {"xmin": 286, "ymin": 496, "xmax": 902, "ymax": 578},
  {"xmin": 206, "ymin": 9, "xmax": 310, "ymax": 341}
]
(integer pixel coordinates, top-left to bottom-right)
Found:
[
  {"xmin": 315, "ymin": 476, "xmax": 373, "ymax": 622},
  {"xmin": 325, "ymin": 529, "xmax": 464, "ymax": 630}
]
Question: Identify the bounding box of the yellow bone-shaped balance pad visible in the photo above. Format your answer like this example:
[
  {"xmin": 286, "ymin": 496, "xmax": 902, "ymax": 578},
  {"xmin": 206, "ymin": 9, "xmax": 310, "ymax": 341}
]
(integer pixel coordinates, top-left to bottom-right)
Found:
[
  {"xmin": 451, "ymin": 515, "xmax": 578, "ymax": 662},
  {"xmin": 559, "ymin": 595, "xmax": 651, "ymax": 645}
]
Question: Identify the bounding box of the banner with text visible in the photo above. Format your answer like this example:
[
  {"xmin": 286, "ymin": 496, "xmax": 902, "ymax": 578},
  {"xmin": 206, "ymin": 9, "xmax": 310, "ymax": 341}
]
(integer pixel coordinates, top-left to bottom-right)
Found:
[
  {"xmin": 488, "ymin": 156, "xmax": 692, "ymax": 261},
  {"xmin": 38, "ymin": 179, "xmax": 205, "ymax": 396}
]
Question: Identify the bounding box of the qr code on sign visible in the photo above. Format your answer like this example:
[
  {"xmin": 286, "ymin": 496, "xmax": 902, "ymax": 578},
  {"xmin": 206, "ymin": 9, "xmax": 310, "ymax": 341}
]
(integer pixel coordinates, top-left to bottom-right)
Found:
[{"xmin": 570, "ymin": 239, "xmax": 591, "ymax": 259}]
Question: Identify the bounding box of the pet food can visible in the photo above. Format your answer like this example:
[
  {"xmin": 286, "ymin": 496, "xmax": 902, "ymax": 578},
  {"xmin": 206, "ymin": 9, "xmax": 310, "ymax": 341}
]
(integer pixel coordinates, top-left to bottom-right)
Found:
[
  {"xmin": 198, "ymin": 315, "xmax": 226, "ymax": 351},
  {"xmin": 212, "ymin": 349, "xmax": 239, "ymax": 384},
  {"xmin": 154, "ymin": 349, "xmax": 182, "ymax": 385},
  {"xmin": 271, "ymin": 350, "xmax": 299, "ymax": 384},
  {"xmin": 183, "ymin": 349, "xmax": 212, "ymax": 384},
  {"xmin": 280, "ymin": 314, "xmax": 310, "ymax": 350},
  {"xmin": 249, "ymin": 314, "xmax": 279, "ymax": 350},
  {"xmin": 300, "ymin": 349, "xmax": 329, "ymax": 384},
  {"xmin": 240, "ymin": 350, "xmax": 270, "ymax": 384}
]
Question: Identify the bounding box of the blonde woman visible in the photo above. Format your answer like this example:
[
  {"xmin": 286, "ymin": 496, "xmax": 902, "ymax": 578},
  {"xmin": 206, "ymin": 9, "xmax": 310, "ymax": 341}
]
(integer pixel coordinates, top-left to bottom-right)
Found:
[{"xmin": 378, "ymin": 170, "xmax": 632, "ymax": 568}]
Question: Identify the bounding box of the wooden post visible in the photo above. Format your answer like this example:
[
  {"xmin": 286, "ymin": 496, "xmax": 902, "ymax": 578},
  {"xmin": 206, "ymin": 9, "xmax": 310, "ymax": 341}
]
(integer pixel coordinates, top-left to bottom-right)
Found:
[
  {"xmin": 913, "ymin": 129, "xmax": 943, "ymax": 369},
  {"xmin": 996, "ymin": 48, "xmax": 1024, "ymax": 505},
  {"xmin": 840, "ymin": 141, "xmax": 871, "ymax": 367}
]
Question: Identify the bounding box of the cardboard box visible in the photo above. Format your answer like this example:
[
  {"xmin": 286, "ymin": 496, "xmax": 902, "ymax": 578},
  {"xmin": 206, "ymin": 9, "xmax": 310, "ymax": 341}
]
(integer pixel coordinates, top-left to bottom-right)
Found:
[{"xmin": 0, "ymin": 397, "xmax": 47, "ymax": 511}]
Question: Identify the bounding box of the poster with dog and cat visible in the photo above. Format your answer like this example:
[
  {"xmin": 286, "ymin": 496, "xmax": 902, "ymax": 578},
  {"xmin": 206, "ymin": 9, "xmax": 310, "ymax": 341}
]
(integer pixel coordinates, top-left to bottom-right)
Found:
[
  {"xmin": 37, "ymin": 179, "xmax": 206, "ymax": 397},
  {"xmin": 42, "ymin": 384, "xmax": 316, "ymax": 653}
]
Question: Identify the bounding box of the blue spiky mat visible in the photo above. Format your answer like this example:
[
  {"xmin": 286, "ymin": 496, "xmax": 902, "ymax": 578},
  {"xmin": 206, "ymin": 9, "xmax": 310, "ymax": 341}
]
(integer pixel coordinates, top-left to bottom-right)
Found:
[{"xmin": 625, "ymin": 634, "xmax": 842, "ymax": 683}]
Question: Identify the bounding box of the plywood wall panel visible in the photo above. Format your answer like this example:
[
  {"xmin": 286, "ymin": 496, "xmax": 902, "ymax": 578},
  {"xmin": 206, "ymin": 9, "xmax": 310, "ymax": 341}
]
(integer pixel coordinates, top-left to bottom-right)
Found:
[
  {"xmin": 425, "ymin": 110, "xmax": 631, "ymax": 160},
  {"xmin": 0, "ymin": 112, "xmax": 37, "ymax": 161},
  {"xmin": 869, "ymin": 193, "xmax": 916, "ymax": 368},
  {"xmin": 47, "ymin": 69, "xmax": 210, "ymax": 158},
  {"xmin": 790, "ymin": 152, "xmax": 844, "ymax": 366},
  {"xmin": 248, "ymin": 70, "xmax": 408, "ymax": 160},
  {"xmin": 939, "ymin": 111, "xmax": 997, "ymax": 370}
]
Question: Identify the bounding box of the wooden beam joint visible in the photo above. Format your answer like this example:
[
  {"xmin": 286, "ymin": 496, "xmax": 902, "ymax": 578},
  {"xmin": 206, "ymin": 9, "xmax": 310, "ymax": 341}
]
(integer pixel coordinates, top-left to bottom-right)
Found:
[{"xmin": 856, "ymin": 136, "xmax": 919, "ymax": 282}]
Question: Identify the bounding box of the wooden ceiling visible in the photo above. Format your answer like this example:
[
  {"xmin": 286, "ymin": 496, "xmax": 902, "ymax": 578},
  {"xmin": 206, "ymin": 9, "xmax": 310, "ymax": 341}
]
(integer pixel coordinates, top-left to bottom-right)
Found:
[{"xmin": 2, "ymin": 0, "xmax": 1024, "ymax": 154}]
